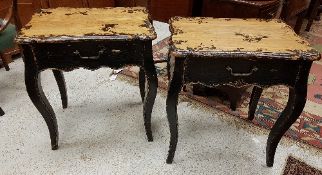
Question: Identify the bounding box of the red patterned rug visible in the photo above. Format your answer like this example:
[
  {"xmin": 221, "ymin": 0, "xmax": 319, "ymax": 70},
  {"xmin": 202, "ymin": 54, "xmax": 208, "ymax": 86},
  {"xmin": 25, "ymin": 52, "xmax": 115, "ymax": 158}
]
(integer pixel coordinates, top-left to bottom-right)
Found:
[
  {"xmin": 282, "ymin": 156, "xmax": 322, "ymax": 175},
  {"xmin": 122, "ymin": 20, "xmax": 322, "ymax": 149}
]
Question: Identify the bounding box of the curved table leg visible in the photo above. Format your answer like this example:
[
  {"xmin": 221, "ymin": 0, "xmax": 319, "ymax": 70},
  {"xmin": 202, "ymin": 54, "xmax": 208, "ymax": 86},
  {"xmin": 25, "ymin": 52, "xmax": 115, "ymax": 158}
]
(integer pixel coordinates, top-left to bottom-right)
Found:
[
  {"xmin": 142, "ymin": 45, "xmax": 158, "ymax": 142},
  {"xmin": 53, "ymin": 70, "xmax": 68, "ymax": 109},
  {"xmin": 139, "ymin": 67, "xmax": 145, "ymax": 103},
  {"xmin": 25, "ymin": 69, "xmax": 59, "ymax": 150},
  {"xmin": 23, "ymin": 45, "xmax": 59, "ymax": 150},
  {"xmin": 167, "ymin": 59, "xmax": 171, "ymax": 80},
  {"xmin": 0, "ymin": 53, "xmax": 10, "ymax": 71},
  {"xmin": 266, "ymin": 63, "xmax": 311, "ymax": 167},
  {"xmin": 166, "ymin": 58, "xmax": 184, "ymax": 164},
  {"xmin": 0, "ymin": 107, "xmax": 4, "ymax": 116},
  {"xmin": 248, "ymin": 86, "xmax": 263, "ymax": 120}
]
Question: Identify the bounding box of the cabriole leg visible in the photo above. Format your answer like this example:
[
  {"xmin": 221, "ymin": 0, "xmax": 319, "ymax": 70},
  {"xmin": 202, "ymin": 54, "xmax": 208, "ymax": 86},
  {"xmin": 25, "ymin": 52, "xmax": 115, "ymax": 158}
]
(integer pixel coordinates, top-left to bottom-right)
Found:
[
  {"xmin": 23, "ymin": 45, "xmax": 59, "ymax": 150},
  {"xmin": 266, "ymin": 63, "xmax": 311, "ymax": 167},
  {"xmin": 142, "ymin": 43, "xmax": 158, "ymax": 142},
  {"xmin": 166, "ymin": 58, "xmax": 184, "ymax": 164},
  {"xmin": 53, "ymin": 70, "xmax": 68, "ymax": 109}
]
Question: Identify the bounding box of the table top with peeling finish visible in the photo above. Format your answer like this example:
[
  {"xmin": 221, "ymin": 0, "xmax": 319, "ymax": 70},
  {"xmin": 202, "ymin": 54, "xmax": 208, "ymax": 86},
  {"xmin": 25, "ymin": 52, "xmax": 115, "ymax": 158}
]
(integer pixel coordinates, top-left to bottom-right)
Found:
[
  {"xmin": 16, "ymin": 7, "xmax": 156, "ymax": 43},
  {"xmin": 169, "ymin": 17, "xmax": 321, "ymax": 61}
]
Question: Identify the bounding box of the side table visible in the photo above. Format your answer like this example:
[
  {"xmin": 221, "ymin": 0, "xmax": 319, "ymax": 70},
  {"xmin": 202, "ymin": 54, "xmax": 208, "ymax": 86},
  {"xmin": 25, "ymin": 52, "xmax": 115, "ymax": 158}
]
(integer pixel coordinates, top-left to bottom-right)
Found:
[
  {"xmin": 166, "ymin": 17, "xmax": 321, "ymax": 167},
  {"xmin": 16, "ymin": 7, "xmax": 158, "ymax": 149}
]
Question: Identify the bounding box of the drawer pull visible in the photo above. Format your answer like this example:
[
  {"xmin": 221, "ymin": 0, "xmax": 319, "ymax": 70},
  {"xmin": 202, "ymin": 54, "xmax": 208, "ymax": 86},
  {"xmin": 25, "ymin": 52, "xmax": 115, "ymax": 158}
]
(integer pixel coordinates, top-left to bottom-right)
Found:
[
  {"xmin": 112, "ymin": 49, "xmax": 121, "ymax": 53},
  {"xmin": 226, "ymin": 66, "xmax": 258, "ymax": 77},
  {"xmin": 73, "ymin": 49, "xmax": 105, "ymax": 60}
]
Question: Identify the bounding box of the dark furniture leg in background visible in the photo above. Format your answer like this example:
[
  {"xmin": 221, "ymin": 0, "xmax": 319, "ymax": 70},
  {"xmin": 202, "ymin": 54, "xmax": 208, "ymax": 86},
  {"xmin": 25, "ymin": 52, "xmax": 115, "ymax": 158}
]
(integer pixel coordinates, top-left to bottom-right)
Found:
[
  {"xmin": 0, "ymin": 53, "xmax": 10, "ymax": 71},
  {"xmin": 318, "ymin": 4, "xmax": 322, "ymax": 20},
  {"xmin": 248, "ymin": 86, "xmax": 263, "ymax": 120},
  {"xmin": 306, "ymin": 0, "xmax": 321, "ymax": 31},
  {"xmin": 142, "ymin": 43, "xmax": 158, "ymax": 142},
  {"xmin": 0, "ymin": 107, "xmax": 4, "ymax": 116},
  {"xmin": 53, "ymin": 70, "xmax": 68, "ymax": 109},
  {"xmin": 220, "ymin": 86, "xmax": 247, "ymax": 111},
  {"xmin": 294, "ymin": 10, "xmax": 307, "ymax": 34}
]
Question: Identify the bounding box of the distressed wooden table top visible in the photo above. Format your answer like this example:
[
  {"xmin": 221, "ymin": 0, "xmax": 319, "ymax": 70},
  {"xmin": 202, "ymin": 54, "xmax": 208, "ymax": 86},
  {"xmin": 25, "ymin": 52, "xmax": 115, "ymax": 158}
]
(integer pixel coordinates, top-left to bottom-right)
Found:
[
  {"xmin": 16, "ymin": 7, "xmax": 156, "ymax": 43},
  {"xmin": 170, "ymin": 17, "xmax": 321, "ymax": 61}
]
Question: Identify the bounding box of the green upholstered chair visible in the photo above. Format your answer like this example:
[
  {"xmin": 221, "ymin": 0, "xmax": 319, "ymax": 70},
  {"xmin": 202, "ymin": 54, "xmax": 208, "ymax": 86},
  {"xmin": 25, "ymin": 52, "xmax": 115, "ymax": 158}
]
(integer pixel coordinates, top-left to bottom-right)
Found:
[
  {"xmin": 0, "ymin": 20, "xmax": 17, "ymax": 71},
  {"xmin": 0, "ymin": 1, "xmax": 21, "ymax": 71},
  {"xmin": 0, "ymin": 0, "xmax": 21, "ymax": 116}
]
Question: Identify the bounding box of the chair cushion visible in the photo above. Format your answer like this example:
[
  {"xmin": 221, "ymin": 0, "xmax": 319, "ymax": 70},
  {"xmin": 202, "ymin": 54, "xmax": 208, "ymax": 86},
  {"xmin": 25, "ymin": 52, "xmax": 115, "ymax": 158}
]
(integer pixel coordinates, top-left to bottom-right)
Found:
[{"xmin": 0, "ymin": 19, "xmax": 17, "ymax": 52}]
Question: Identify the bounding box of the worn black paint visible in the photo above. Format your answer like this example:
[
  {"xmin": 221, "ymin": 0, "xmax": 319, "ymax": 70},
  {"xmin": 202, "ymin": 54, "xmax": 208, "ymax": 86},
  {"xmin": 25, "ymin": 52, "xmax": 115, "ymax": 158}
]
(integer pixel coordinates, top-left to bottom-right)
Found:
[
  {"xmin": 21, "ymin": 39, "xmax": 158, "ymax": 149},
  {"xmin": 248, "ymin": 86, "xmax": 263, "ymax": 120},
  {"xmin": 166, "ymin": 54, "xmax": 313, "ymax": 167},
  {"xmin": 0, "ymin": 107, "xmax": 4, "ymax": 116}
]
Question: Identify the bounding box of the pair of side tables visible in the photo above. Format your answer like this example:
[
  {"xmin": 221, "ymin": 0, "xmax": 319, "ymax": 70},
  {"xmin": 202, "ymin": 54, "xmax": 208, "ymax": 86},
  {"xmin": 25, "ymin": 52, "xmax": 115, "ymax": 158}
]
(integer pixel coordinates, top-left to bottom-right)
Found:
[{"xmin": 16, "ymin": 7, "xmax": 320, "ymax": 167}]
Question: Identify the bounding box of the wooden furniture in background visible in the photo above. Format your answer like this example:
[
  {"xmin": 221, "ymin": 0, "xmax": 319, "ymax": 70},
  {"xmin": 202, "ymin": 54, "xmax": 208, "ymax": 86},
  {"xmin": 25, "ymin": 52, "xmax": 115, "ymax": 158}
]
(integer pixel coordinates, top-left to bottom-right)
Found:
[
  {"xmin": 43, "ymin": 0, "xmax": 115, "ymax": 8},
  {"xmin": 150, "ymin": 0, "xmax": 193, "ymax": 22},
  {"xmin": 0, "ymin": 0, "xmax": 21, "ymax": 70},
  {"xmin": 16, "ymin": 7, "xmax": 158, "ymax": 149},
  {"xmin": 318, "ymin": 1, "xmax": 322, "ymax": 19},
  {"xmin": 280, "ymin": 0, "xmax": 311, "ymax": 34},
  {"xmin": 306, "ymin": 0, "xmax": 322, "ymax": 31},
  {"xmin": 115, "ymin": 0, "xmax": 135, "ymax": 6},
  {"xmin": 166, "ymin": 17, "xmax": 320, "ymax": 167},
  {"xmin": 1, "ymin": 0, "xmax": 117, "ymax": 27},
  {"xmin": 200, "ymin": 0, "xmax": 280, "ymax": 18}
]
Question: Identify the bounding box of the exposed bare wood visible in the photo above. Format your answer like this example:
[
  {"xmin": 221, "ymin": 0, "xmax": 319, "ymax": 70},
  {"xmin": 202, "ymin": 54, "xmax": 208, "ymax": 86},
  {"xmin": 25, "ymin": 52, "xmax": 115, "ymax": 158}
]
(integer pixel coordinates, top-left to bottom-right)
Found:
[
  {"xmin": 170, "ymin": 17, "xmax": 320, "ymax": 60},
  {"xmin": 17, "ymin": 7, "xmax": 156, "ymax": 43}
]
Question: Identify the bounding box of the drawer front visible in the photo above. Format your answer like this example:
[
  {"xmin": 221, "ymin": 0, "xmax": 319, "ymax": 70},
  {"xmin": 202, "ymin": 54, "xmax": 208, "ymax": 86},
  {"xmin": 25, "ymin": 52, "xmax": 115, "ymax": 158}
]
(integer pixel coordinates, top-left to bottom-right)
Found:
[
  {"xmin": 33, "ymin": 41, "xmax": 145, "ymax": 70},
  {"xmin": 184, "ymin": 57, "xmax": 300, "ymax": 87}
]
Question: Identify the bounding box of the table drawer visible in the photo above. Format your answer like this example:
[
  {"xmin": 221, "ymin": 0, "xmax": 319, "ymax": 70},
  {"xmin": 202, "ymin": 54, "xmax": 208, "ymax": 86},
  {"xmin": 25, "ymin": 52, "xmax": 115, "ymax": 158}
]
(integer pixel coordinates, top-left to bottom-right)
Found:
[
  {"xmin": 184, "ymin": 58, "xmax": 300, "ymax": 87},
  {"xmin": 33, "ymin": 41, "xmax": 144, "ymax": 69}
]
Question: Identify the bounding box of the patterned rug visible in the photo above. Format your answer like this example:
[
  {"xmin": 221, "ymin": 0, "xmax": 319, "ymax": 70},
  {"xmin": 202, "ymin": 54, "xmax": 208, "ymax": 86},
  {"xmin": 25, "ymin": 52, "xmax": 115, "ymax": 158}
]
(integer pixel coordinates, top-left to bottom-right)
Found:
[
  {"xmin": 283, "ymin": 156, "xmax": 322, "ymax": 175},
  {"xmin": 122, "ymin": 20, "xmax": 322, "ymax": 149}
]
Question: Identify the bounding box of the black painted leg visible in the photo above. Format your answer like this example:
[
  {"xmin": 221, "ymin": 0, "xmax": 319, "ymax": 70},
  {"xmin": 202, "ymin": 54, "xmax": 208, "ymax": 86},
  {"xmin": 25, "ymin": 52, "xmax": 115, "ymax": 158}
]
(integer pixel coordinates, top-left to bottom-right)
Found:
[
  {"xmin": 53, "ymin": 70, "xmax": 68, "ymax": 109},
  {"xmin": 4, "ymin": 64, "xmax": 10, "ymax": 71},
  {"xmin": 139, "ymin": 67, "xmax": 146, "ymax": 103},
  {"xmin": 248, "ymin": 86, "xmax": 263, "ymax": 120},
  {"xmin": 142, "ymin": 43, "xmax": 158, "ymax": 142},
  {"xmin": 227, "ymin": 87, "xmax": 244, "ymax": 111},
  {"xmin": 0, "ymin": 53, "xmax": 10, "ymax": 71},
  {"xmin": 166, "ymin": 58, "xmax": 184, "ymax": 164},
  {"xmin": 23, "ymin": 45, "xmax": 59, "ymax": 150},
  {"xmin": 0, "ymin": 107, "xmax": 4, "ymax": 116},
  {"xmin": 167, "ymin": 59, "xmax": 171, "ymax": 80},
  {"xmin": 266, "ymin": 63, "xmax": 311, "ymax": 167}
]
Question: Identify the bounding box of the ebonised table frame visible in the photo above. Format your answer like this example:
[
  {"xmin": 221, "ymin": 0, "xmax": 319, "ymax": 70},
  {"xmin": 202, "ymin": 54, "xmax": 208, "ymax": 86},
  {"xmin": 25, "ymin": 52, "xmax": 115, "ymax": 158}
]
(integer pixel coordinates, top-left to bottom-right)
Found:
[
  {"xmin": 21, "ymin": 39, "xmax": 158, "ymax": 150},
  {"xmin": 166, "ymin": 55, "xmax": 313, "ymax": 167},
  {"xmin": 0, "ymin": 107, "xmax": 4, "ymax": 116}
]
